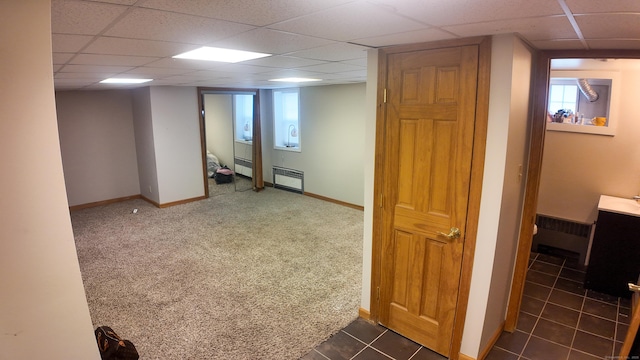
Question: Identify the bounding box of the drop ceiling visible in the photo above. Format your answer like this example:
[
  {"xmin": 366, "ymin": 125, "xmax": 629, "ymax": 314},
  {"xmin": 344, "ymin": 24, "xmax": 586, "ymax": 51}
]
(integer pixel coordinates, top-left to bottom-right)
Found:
[{"xmin": 51, "ymin": 0, "xmax": 640, "ymax": 90}]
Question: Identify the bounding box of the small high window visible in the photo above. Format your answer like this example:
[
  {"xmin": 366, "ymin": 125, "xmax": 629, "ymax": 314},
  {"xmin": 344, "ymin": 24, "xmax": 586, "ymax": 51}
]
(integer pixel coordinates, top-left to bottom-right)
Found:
[
  {"xmin": 548, "ymin": 83, "xmax": 578, "ymax": 116},
  {"xmin": 273, "ymin": 88, "xmax": 300, "ymax": 151}
]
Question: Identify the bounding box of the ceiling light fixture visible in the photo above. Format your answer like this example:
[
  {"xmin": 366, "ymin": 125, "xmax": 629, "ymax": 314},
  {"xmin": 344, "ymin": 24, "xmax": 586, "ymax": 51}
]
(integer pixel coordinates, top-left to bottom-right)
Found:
[
  {"xmin": 269, "ymin": 77, "xmax": 322, "ymax": 83},
  {"xmin": 100, "ymin": 78, "xmax": 153, "ymax": 84},
  {"xmin": 173, "ymin": 46, "xmax": 271, "ymax": 63}
]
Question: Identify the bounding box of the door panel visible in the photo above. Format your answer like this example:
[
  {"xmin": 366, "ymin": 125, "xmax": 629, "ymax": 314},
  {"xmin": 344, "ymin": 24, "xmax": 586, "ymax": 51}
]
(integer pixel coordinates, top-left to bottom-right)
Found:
[{"xmin": 379, "ymin": 45, "xmax": 479, "ymax": 357}]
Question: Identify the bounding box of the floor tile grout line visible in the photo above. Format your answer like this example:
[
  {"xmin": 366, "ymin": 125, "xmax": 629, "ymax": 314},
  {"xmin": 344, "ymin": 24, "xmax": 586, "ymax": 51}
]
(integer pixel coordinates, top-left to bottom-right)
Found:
[
  {"xmin": 342, "ymin": 331, "xmax": 395, "ymax": 360},
  {"xmin": 406, "ymin": 346, "xmax": 422, "ymax": 360},
  {"xmin": 526, "ymin": 280, "xmax": 622, "ymax": 316},
  {"xmin": 341, "ymin": 329, "xmax": 376, "ymax": 347},
  {"xmin": 312, "ymin": 348, "xmax": 332, "ymax": 360},
  {"xmin": 567, "ymin": 260, "xmax": 587, "ymax": 360},
  {"xmin": 613, "ymin": 297, "xmax": 622, "ymax": 358},
  {"xmin": 518, "ymin": 255, "xmax": 564, "ymax": 358}
]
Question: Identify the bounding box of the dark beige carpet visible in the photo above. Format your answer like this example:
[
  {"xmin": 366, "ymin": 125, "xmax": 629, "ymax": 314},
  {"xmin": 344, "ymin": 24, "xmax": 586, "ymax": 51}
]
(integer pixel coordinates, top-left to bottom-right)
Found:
[{"xmin": 71, "ymin": 187, "xmax": 363, "ymax": 359}]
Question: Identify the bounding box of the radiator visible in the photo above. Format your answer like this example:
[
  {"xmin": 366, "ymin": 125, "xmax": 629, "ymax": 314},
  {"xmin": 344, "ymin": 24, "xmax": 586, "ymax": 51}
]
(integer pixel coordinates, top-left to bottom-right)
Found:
[
  {"xmin": 272, "ymin": 166, "xmax": 304, "ymax": 193},
  {"xmin": 234, "ymin": 157, "xmax": 252, "ymax": 177},
  {"xmin": 532, "ymin": 214, "xmax": 594, "ymax": 265}
]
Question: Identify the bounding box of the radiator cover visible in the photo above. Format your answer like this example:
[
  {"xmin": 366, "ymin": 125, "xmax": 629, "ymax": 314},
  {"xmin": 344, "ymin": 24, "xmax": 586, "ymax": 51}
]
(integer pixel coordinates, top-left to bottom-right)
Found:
[{"xmin": 272, "ymin": 166, "xmax": 303, "ymax": 194}]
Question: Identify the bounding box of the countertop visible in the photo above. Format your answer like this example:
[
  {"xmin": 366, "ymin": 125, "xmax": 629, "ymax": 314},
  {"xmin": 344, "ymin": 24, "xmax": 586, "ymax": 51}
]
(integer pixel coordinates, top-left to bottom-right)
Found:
[{"xmin": 598, "ymin": 195, "xmax": 640, "ymax": 217}]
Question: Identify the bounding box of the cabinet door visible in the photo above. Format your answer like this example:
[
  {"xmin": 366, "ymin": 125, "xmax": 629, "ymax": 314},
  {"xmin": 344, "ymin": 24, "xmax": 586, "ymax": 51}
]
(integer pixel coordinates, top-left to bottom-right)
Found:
[{"xmin": 585, "ymin": 211, "xmax": 640, "ymax": 298}]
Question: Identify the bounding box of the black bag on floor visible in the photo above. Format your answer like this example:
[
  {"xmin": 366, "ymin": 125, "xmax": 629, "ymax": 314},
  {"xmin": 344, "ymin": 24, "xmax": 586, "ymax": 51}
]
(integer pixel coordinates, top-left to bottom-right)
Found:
[
  {"xmin": 214, "ymin": 166, "xmax": 234, "ymax": 184},
  {"xmin": 95, "ymin": 326, "xmax": 139, "ymax": 360}
]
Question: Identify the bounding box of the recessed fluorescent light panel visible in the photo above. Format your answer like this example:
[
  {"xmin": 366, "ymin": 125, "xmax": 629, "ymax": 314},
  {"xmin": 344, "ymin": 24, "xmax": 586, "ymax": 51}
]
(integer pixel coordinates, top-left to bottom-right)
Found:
[
  {"xmin": 269, "ymin": 77, "xmax": 322, "ymax": 83},
  {"xmin": 173, "ymin": 46, "xmax": 271, "ymax": 63},
  {"xmin": 100, "ymin": 78, "xmax": 153, "ymax": 84}
]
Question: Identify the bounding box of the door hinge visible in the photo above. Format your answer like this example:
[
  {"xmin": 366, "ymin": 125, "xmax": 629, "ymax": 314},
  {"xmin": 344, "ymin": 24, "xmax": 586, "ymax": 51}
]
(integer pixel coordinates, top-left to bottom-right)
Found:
[
  {"xmin": 383, "ymin": 88, "xmax": 387, "ymax": 103},
  {"xmin": 376, "ymin": 287, "xmax": 380, "ymax": 301},
  {"xmin": 379, "ymin": 193, "xmax": 383, "ymax": 208}
]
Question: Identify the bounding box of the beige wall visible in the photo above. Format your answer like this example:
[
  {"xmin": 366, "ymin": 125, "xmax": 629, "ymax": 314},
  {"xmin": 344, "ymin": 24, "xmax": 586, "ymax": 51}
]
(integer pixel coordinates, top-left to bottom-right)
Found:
[
  {"xmin": 537, "ymin": 65, "xmax": 640, "ymax": 223},
  {"xmin": 148, "ymin": 86, "xmax": 204, "ymax": 204},
  {"xmin": 132, "ymin": 87, "xmax": 160, "ymax": 203},
  {"xmin": 57, "ymin": 90, "xmax": 140, "ymax": 206},
  {"xmin": 460, "ymin": 34, "xmax": 533, "ymax": 358},
  {"xmin": 204, "ymin": 94, "xmax": 234, "ymax": 167},
  {"xmin": 263, "ymin": 83, "xmax": 366, "ymax": 206},
  {"xmin": 0, "ymin": 1, "xmax": 99, "ymax": 358}
]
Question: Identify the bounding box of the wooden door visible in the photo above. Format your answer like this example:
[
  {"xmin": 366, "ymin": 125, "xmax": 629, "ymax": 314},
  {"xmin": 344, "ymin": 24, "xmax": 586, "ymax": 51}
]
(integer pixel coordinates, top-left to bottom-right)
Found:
[
  {"xmin": 620, "ymin": 281, "xmax": 640, "ymax": 357},
  {"xmin": 379, "ymin": 45, "xmax": 479, "ymax": 357}
]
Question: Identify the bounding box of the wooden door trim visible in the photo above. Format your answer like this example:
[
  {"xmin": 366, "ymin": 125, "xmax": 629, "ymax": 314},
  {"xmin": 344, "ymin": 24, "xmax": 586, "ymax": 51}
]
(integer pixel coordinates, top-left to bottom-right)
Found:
[
  {"xmin": 370, "ymin": 36, "xmax": 492, "ymax": 359},
  {"xmin": 504, "ymin": 48, "xmax": 640, "ymax": 331}
]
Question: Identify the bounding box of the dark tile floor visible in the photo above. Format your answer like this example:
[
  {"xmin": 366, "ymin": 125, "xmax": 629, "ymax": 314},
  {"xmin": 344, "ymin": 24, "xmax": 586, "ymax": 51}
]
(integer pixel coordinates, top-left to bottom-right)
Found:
[
  {"xmin": 303, "ymin": 252, "xmax": 631, "ymax": 360},
  {"xmin": 486, "ymin": 252, "xmax": 630, "ymax": 360},
  {"xmin": 301, "ymin": 317, "xmax": 446, "ymax": 360}
]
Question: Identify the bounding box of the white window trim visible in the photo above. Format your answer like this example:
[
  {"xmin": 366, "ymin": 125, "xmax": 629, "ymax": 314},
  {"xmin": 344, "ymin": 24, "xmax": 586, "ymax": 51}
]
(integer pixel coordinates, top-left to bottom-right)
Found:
[{"xmin": 273, "ymin": 88, "xmax": 301, "ymax": 152}]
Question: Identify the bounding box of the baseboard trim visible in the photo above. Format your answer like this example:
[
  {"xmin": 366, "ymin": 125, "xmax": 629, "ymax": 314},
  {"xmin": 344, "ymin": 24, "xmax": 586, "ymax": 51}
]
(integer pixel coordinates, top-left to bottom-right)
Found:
[
  {"xmin": 139, "ymin": 195, "xmax": 208, "ymax": 208},
  {"xmin": 358, "ymin": 308, "xmax": 371, "ymax": 321},
  {"xmin": 69, "ymin": 195, "xmax": 142, "ymax": 211},
  {"xmin": 141, "ymin": 195, "xmax": 160, "ymax": 208},
  {"xmin": 459, "ymin": 353, "xmax": 476, "ymax": 360},
  {"xmin": 304, "ymin": 192, "xmax": 364, "ymax": 211},
  {"xmin": 157, "ymin": 195, "xmax": 207, "ymax": 208}
]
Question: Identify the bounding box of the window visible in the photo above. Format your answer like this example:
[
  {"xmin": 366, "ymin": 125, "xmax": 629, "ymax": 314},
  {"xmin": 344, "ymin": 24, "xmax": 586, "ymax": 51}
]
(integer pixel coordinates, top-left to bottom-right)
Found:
[
  {"xmin": 234, "ymin": 94, "xmax": 253, "ymax": 142},
  {"xmin": 546, "ymin": 70, "xmax": 619, "ymax": 136},
  {"xmin": 273, "ymin": 88, "xmax": 300, "ymax": 151},
  {"xmin": 548, "ymin": 83, "xmax": 578, "ymax": 116}
]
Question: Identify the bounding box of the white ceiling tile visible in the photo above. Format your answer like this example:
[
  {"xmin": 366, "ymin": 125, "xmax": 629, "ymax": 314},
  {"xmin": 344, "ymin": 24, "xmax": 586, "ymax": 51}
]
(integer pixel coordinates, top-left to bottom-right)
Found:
[
  {"xmin": 341, "ymin": 58, "xmax": 368, "ymax": 67},
  {"xmin": 576, "ymin": 14, "xmax": 640, "ymax": 39},
  {"xmin": 211, "ymin": 63, "xmax": 278, "ymax": 74},
  {"xmin": 53, "ymin": 78, "xmax": 96, "ymax": 88},
  {"xmin": 52, "ymin": 0, "xmax": 129, "ymax": 35},
  {"xmin": 52, "ymin": 34, "xmax": 95, "ymax": 53},
  {"xmin": 269, "ymin": 2, "xmax": 425, "ymax": 42},
  {"xmin": 83, "ymin": 37, "xmax": 194, "ymax": 57},
  {"xmin": 140, "ymin": 0, "xmax": 354, "ymax": 26},
  {"xmin": 55, "ymin": 72, "xmax": 115, "ymax": 79},
  {"xmin": 286, "ymin": 43, "xmax": 368, "ymax": 62},
  {"xmin": 242, "ymin": 56, "xmax": 325, "ymax": 69},
  {"xmin": 144, "ymin": 58, "xmax": 231, "ymax": 71},
  {"xmin": 585, "ymin": 39, "xmax": 640, "ymax": 50},
  {"xmin": 58, "ymin": 64, "xmax": 135, "ymax": 74},
  {"xmin": 261, "ymin": 69, "xmax": 327, "ymax": 79},
  {"xmin": 444, "ymin": 16, "xmax": 578, "ymax": 41},
  {"xmin": 353, "ymin": 28, "xmax": 457, "ymax": 48},
  {"xmin": 369, "ymin": 0, "xmax": 564, "ymax": 27},
  {"xmin": 104, "ymin": 8, "xmax": 255, "ymax": 44},
  {"xmin": 52, "ymin": 53, "xmax": 75, "ymax": 65},
  {"xmin": 297, "ymin": 62, "xmax": 364, "ymax": 74},
  {"xmin": 564, "ymin": 0, "xmax": 640, "ymax": 14},
  {"xmin": 71, "ymin": 54, "xmax": 159, "ymax": 66},
  {"xmin": 320, "ymin": 70, "xmax": 367, "ymax": 80},
  {"xmin": 529, "ymin": 39, "xmax": 587, "ymax": 50},
  {"xmin": 48, "ymin": 0, "xmax": 640, "ymax": 90},
  {"xmin": 209, "ymin": 29, "xmax": 334, "ymax": 55},
  {"xmin": 85, "ymin": 0, "xmax": 138, "ymax": 4},
  {"xmin": 122, "ymin": 67, "xmax": 196, "ymax": 77}
]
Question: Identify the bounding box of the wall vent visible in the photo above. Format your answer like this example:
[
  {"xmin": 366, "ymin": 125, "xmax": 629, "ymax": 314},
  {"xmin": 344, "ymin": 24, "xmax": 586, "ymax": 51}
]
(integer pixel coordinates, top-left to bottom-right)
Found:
[
  {"xmin": 533, "ymin": 214, "xmax": 594, "ymax": 265},
  {"xmin": 536, "ymin": 214, "xmax": 591, "ymax": 237},
  {"xmin": 234, "ymin": 157, "xmax": 252, "ymax": 177},
  {"xmin": 272, "ymin": 166, "xmax": 303, "ymax": 194}
]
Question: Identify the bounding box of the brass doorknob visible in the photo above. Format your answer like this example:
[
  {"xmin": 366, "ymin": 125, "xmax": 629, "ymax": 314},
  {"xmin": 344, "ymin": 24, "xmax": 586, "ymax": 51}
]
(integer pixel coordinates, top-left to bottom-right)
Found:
[{"xmin": 438, "ymin": 227, "xmax": 461, "ymax": 240}]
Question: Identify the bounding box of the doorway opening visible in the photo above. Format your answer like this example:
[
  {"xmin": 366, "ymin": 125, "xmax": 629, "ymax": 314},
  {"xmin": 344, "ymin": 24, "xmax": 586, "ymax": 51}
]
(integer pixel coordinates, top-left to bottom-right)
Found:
[
  {"xmin": 197, "ymin": 87, "xmax": 264, "ymax": 197},
  {"xmin": 506, "ymin": 49, "xmax": 640, "ymax": 332}
]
